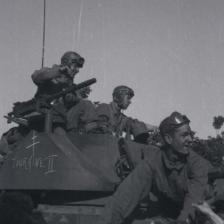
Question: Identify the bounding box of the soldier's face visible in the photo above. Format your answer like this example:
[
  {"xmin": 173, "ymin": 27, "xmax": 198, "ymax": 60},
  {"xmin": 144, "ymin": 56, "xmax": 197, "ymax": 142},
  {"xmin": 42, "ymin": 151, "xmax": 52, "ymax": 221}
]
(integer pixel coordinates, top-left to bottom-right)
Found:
[
  {"xmin": 166, "ymin": 124, "xmax": 193, "ymax": 155},
  {"xmin": 66, "ymin": 54, "xmax": 83, "ymax": 78},
  {"xmin": 119, "ymin": 95, "xmax": 131, "ymax": 110}
]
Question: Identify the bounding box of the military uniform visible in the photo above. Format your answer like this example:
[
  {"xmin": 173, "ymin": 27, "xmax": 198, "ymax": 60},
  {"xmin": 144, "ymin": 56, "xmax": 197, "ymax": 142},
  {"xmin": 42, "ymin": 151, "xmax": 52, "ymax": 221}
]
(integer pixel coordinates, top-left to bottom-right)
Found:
[
  {"xmin": 100, "ymin": 147, "xmax": 209, "ymax": 224},
  {"xmin": 96, "ymin": 101, "xmax": 148, "ymax": 140},
  {"xmin": 31, "ymin": 52, "xmax": 86, "ymax": 130},
  {"xmin": 66, "ymin": 99, "xmax": 98, "ymax": 132},
  {"xmin": 100, "ymin": 112, "xmax": 210, "ymax": 224},
  {"xmin": 32, "ymin": 64, "xmax": 70, "ymax": 99},
  {"xmin": 32, "ymin": 51, "xmax": 84, "ymax": 99},
  {"xmin": 32, "ymin": 65, "xmax": 98, "ymax": 132}
]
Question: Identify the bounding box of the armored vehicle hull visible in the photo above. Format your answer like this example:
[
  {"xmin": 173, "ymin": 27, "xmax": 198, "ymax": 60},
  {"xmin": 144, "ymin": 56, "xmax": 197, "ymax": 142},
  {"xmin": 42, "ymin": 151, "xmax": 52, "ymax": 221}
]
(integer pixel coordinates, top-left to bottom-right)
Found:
[{"xmin": 0, "ymin": 129, "xmax": 152, "ymax": 223}]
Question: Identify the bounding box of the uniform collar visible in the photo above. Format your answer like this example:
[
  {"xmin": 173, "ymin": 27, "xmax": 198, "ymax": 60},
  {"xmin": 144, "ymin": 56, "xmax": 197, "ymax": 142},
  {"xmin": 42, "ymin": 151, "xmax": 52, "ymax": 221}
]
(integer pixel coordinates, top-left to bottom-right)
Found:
[
  {"xmin": 110, "ymin": 102, "xmax": 121, "ymax": 116},
  {"xmin": 161, "ymin": 147, "xmax": 187, "ymax": 171}
]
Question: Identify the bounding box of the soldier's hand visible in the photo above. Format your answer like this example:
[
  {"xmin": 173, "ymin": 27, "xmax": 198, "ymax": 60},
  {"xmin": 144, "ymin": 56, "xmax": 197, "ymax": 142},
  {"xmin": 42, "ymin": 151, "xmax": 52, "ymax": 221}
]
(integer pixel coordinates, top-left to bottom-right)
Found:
[
  {"xmin": 59, "ymin": 65, "xmax": 70, "ymax": 74},
  {"xmin": 77, "ymin": 86, "xmax": 92, "ymax": 98},
  {"xmin": 193, "ymin": 202, "xmax": 224, "ymax": 224},
  {"xmin": 192, "ymin": 201, "xmax": 213, "ymax": 215}
]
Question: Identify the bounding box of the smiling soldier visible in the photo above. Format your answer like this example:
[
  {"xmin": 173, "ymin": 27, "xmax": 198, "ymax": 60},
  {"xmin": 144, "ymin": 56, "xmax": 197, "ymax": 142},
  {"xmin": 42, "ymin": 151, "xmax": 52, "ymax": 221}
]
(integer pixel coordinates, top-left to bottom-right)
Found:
[{"xmin": 99, "ymin": 111, "xmax": 210, "ymax": 224}]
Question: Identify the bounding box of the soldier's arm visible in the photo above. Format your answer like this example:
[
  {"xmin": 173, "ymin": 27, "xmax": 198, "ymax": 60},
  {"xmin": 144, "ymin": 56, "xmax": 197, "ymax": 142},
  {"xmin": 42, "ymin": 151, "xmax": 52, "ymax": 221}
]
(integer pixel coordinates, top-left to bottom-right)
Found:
[
  {"xmin": 31, "ymin": 65, "xmax": 61, "ymax": 85},
  {"xmin": 125, "ymin": 118, "xmax": 149, "ymax": 143},
  {"xmin": 178, "ymin": 152, "xmax": 210, "ymax": 222},
  {"xmin": 126, "ymin": 116, "xmax": 158, "ymax": 133},
  {"xmin": 100, "ymin": 159, "xmax": 153, "ymax": 224},
  {"xmin": 145, "ymin": 123, "xmax": 159, "ymax": 132}
]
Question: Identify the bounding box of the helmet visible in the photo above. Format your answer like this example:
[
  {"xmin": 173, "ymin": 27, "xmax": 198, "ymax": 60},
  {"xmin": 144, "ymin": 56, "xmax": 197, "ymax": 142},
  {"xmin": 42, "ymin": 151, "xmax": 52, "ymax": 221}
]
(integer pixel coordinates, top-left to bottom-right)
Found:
[
  {"xmin": 112, "ymin": 85, "xmax": 134, "ymax": 99},
  {"xmin": 159, "ymin": 111, "xmax": 190, "ymax": 137},
  {"xmin": 61, "ymin": 51, "xmax": 85, "ymax": 68}
]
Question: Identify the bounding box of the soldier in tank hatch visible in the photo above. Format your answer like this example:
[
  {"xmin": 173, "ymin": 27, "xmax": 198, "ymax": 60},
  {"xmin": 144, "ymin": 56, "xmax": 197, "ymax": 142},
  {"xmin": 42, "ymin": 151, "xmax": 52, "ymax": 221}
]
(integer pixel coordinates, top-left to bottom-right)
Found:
[
  {"xmin": 32, "ymin": 51, "xmax": 84, "ymax": 99},
  {"xmin": 31, "ymin": 51, "xmax": 98, "ymax": 133},
  {"xmin": 96, "ymin": 85, "xmax": 158, "ymax": 144}
]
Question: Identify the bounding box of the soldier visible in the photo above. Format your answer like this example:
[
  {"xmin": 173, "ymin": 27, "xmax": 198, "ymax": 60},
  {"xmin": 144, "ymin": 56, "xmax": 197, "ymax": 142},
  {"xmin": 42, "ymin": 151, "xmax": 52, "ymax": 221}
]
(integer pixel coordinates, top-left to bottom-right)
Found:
[
  {"xmin": 31, "ymin": 51, "xmax": 87, "ymax": 132},
  {"xmin": 99, "ymin": 111, "xmax": 210, "ymax": 224},
  {"xmin": 96, "ymin": 85, "xmax": 157, "ymax": 143},
  {"xmin": 32, "ymin": 51, "xmax": 84, "ymax": 99}
]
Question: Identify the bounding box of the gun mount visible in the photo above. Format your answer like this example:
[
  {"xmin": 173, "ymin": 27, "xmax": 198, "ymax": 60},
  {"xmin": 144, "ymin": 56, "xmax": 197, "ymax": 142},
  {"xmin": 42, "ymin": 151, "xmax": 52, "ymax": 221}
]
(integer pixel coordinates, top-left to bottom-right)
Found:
[{"xmin": 4, "ymin": 78, "xmax": 97, "ymax": 133}]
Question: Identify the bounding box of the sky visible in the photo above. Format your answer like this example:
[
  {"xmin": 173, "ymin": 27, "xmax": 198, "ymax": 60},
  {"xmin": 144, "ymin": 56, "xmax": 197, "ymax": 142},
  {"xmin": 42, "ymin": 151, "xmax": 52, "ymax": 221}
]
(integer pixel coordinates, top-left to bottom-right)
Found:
[{"xmin": 0, "ymin": 0, "xmax": 224, "ymax": 138}]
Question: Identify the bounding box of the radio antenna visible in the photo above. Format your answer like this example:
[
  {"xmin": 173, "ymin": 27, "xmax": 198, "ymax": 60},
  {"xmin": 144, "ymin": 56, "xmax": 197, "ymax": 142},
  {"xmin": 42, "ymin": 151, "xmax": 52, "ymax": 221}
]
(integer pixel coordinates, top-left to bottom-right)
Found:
[{"xmin": 41, "ymin": 0, "xmax": 46, "ymax": 68}]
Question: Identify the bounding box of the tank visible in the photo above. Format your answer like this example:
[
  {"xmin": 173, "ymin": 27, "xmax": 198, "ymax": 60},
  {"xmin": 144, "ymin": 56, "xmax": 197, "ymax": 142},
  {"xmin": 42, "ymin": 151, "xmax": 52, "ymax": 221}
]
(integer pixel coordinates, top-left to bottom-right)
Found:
[
  {"xmin": 0, "ymin": 79, "xmax": 153, "ymax": 224},
  {"xmin": 2, "ymin": 104, "xmax": 224, "ymax": 224},
  {"xmin": 0, "ymin": 129, "xmax": 152, "ymax": 224}
]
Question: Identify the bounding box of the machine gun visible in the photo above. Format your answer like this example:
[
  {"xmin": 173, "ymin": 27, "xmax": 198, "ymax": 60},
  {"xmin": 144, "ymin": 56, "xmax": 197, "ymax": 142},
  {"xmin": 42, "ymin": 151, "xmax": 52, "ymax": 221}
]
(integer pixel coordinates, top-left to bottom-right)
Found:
[
  {"xmin": 45, "ymin": 78, "xmax": 96, "ymax": 103},
  {"xmin": 4, "ymin": 78, "xmax": 97, "ymax": 131},
  {"xmin": 4, "ymin": 115, "xmax": 29, "ymax": 126}
]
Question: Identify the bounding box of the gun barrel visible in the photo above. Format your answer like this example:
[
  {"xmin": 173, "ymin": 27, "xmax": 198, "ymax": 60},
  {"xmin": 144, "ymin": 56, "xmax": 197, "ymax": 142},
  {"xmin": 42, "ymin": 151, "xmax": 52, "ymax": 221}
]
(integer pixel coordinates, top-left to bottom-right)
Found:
[
  {"xmin": 4, "ymin": 115, "xmax": 28, "ymax": 126},
  {"xmin": 46, "ymin": 78, "xmax": 97, "ymax": 102}
]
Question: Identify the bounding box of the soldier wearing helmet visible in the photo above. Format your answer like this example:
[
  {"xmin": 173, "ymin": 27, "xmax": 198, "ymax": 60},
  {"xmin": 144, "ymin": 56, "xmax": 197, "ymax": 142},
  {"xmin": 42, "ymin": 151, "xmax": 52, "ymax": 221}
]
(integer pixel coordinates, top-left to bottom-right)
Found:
[
  {"xmin": 112, "ymin": 85, "xmax": 134, "ymax": 110},
  {"xmin": 96, "ymin": 85, "xmax": 156, "ymax": 143},
  {"xmin": 32, "ymin": 51, "xmax": 84, "ymax": 99},
  {"xmin": 99, "ymin": 111, "xmax": 210, "ymax": 224},
  {"xmin": 30, "ymin": 51, "xmax": 96, "ymax": 132}
]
